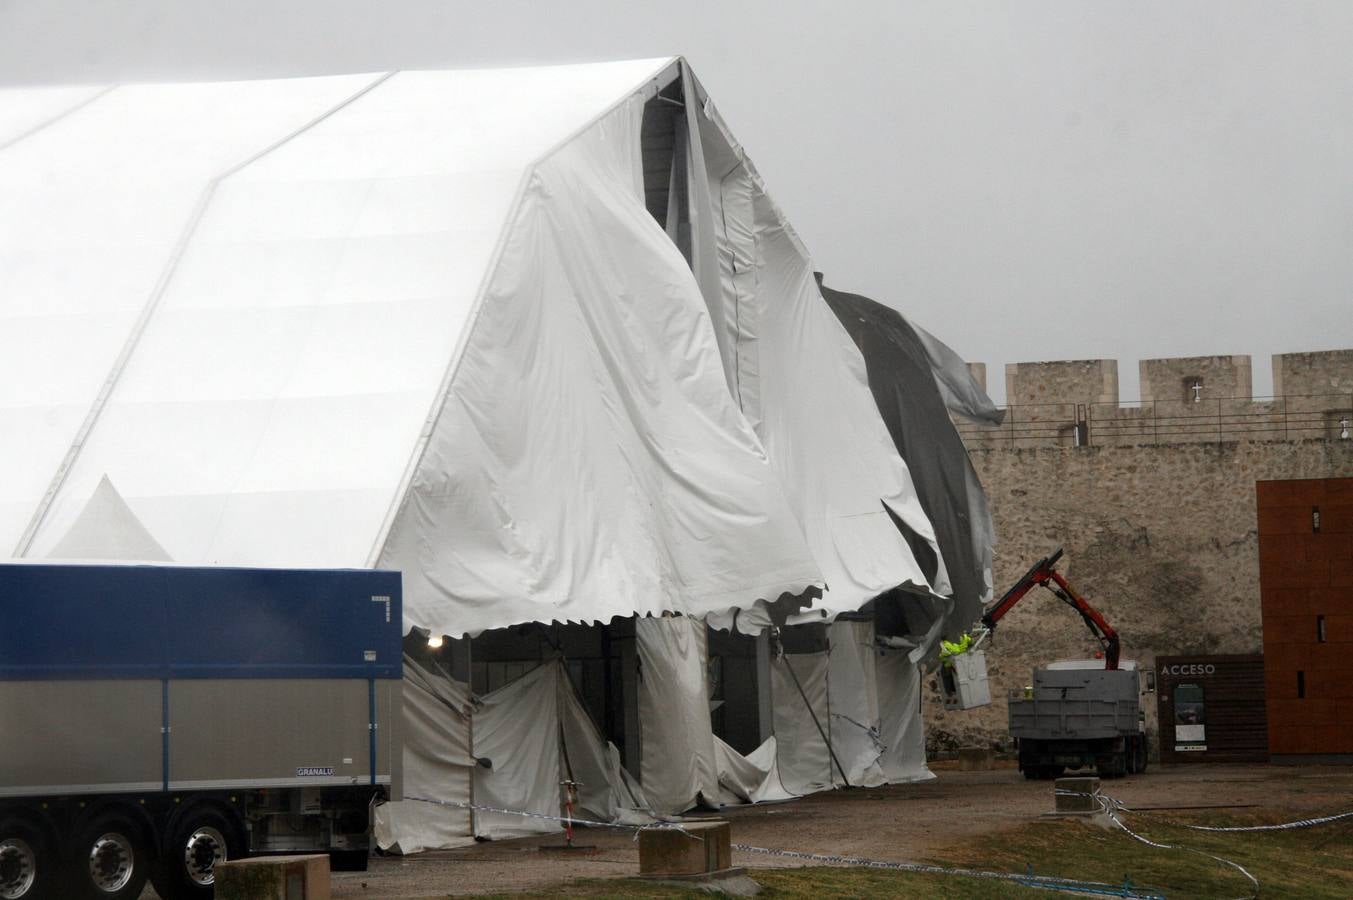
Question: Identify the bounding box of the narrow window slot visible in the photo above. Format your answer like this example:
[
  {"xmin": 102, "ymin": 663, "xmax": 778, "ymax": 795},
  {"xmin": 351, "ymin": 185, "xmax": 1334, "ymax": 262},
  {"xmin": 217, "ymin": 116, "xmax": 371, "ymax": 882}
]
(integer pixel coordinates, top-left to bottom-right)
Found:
[
  {"xmin": 1312, "ymin": 506, "xmax": 1321, "ymax": 533},
  {"xmin": 1317, "ymin": 615, "xmax": 1327, "ymax": 643},
  {"xmin": 1297, "ymin": 670, "xmax": 1306, "ymax": 699}
]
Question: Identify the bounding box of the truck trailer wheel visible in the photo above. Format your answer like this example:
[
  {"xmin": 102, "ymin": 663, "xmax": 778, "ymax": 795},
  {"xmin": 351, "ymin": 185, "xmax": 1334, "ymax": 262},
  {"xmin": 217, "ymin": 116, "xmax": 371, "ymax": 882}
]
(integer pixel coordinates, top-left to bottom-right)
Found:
[
  {"xmin": 0, "ymin": 816, "xmax": 58, "ymax": 900},
  {"xmin": 151, "ymin": 807, "xmax": 244, "ymax": 900},
  {"xmin": 67, "ymin": 813, "xmax": 150, "ymax": 900},
  {"xmin": 1132, "ymin": 736, "xmax": 1148, "ymax": 774}
]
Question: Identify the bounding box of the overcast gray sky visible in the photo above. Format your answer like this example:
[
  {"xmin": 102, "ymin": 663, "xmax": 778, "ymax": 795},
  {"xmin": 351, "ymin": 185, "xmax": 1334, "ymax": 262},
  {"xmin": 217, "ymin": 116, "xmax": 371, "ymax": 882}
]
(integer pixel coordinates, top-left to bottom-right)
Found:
[{"xmin": 3, "ymin": 0, "xmax": 1350, "ymax": 403}]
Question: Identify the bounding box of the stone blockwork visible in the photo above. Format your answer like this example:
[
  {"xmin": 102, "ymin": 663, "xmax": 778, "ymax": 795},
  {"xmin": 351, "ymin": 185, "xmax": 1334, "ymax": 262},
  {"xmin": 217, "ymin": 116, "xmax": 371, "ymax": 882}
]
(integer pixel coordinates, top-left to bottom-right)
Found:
[
  {"xmin": 1005, "ymin": 359, "xmax": 1118, "ymax": 408},
  {"xmin": 926, "ymin": 440, "xmax": 1353, "ymax": 756},
  {"xmin": 1140, "ymin": 355, "xmax": 1252, "ymax": 404},
  {"xmin": 1274, "ymin": 350, "xmax": 1353, "ymax": 398},
  {"xmin": 961, "ymin": 350, "xmax": 1353, "ymax": 449},
  {"xmin": 967, "ymin": 362, "xmax": 987, "ymax": 393}
]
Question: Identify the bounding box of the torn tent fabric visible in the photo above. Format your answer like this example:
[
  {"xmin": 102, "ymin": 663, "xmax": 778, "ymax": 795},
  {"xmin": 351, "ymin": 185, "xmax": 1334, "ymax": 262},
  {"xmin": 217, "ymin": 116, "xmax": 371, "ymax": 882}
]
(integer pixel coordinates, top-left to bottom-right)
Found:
[{"xmin": 820, "ymin": 278, "xmax": 998, "ymax": 642}]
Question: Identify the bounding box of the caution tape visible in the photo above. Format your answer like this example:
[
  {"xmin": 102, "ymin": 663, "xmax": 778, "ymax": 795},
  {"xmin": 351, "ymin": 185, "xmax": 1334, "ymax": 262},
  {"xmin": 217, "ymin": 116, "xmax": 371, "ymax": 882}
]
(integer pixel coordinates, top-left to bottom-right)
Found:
[
  {"xmin": 1053, "ymin": 786, "xmax": 1353, "ymax": 900},
  {"xmin": 1055, "ymin": 789, "xmax": 1353, "ymax": 833},
  {"xmin": 1092, "ymin": 795, "xmax": 1259, "ymax": 900},
  {"xmin": 1129, "ymin": 805, "xmax": 1353, "ymax": 833}
]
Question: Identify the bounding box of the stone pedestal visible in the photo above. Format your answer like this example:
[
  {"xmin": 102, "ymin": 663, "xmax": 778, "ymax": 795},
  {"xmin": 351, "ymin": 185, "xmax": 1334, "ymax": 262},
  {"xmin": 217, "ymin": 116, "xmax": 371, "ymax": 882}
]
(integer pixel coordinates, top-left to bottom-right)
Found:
[
  {"xmin": 639, "ymin": 820, "xmax": 732, "ymax": 877},
  {"xmin": 214, "ymin": 854, "xmax": 331, "ymax": 900},
  {"xmin": 957, "ymin": 747, "xmax": 995, "ymax": 771},
  {"xmin": 1054, "ymin": 776, "xmax": 1101, "ymax": 815}
]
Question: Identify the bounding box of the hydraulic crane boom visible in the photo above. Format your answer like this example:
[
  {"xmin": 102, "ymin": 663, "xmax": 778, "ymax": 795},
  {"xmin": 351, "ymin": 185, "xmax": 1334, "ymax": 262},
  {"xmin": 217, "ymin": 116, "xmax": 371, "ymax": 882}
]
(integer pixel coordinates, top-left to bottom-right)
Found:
[{"xmin": 979, "ymin": 548, "xmax": 1121, "ymax": 670}]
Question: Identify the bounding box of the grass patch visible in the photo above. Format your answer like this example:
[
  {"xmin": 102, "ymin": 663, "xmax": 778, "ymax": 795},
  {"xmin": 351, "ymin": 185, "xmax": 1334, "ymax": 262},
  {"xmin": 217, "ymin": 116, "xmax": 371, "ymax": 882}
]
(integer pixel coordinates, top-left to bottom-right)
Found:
[
  {"xmin": 461, "ymin": 807, "xmax": 1353, "ymax": 899},
  {"xmin": 937, "ymin": 807, "xmax": 1353, "ymax": 900}
]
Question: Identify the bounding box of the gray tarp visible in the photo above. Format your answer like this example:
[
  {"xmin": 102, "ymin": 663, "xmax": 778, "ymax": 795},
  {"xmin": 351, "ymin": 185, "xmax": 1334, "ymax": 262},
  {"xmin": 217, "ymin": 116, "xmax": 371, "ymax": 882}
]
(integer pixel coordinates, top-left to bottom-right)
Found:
[{"xmin": 819, "ymin": 277, "xmax": 997, "ymax": 640}]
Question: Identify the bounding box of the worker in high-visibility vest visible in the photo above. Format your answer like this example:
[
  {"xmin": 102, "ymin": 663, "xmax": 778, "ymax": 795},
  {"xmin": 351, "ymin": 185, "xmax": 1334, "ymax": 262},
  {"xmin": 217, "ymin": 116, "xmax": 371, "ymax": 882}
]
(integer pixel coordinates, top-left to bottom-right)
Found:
[{"xmin": 939, "ymin": 632, "xmax": 973, "ymax": 666}]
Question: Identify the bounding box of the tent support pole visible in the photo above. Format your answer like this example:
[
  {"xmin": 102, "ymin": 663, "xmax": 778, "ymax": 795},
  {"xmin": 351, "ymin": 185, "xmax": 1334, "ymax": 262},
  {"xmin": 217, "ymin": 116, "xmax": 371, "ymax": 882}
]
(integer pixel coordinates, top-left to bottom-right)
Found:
[{"xmin": 779, "ymin": 649, "xmax": 851, "ymax": 788}]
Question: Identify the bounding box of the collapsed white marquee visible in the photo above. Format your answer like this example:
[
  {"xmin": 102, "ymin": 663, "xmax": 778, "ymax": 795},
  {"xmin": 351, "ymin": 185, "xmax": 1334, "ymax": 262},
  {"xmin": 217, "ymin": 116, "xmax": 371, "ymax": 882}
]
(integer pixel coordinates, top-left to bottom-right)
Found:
[{"xmin": 2, "ymin": 58, "xmax": 993, "ymax": 842}]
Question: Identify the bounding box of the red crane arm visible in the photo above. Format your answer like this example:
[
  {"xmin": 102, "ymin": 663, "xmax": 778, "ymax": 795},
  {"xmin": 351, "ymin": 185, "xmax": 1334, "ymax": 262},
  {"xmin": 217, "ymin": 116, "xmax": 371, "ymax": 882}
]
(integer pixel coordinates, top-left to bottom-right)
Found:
[{"xmin": 979, "ymin": 548, "xmax": 1121, "ymax": 670}]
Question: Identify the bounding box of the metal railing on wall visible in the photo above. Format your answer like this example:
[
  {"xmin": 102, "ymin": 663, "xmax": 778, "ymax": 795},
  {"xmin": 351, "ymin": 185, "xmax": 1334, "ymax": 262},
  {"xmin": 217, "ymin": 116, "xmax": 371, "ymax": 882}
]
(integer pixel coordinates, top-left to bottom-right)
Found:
[{"xmin": 955, "ymin": 394, "xmax": 1353, "ymax": 449}]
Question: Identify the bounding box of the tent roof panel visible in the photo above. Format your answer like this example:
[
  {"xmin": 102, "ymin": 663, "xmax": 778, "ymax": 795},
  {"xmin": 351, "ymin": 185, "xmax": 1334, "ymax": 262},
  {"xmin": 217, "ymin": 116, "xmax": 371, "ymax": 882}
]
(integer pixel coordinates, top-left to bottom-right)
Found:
[
  {"xmin": 13, "ymin": 59, "xmax": 678, "ymax": 564},
  {"xmin": 0, "ymin": 73, "xmax": 383, "ymax": 554}
]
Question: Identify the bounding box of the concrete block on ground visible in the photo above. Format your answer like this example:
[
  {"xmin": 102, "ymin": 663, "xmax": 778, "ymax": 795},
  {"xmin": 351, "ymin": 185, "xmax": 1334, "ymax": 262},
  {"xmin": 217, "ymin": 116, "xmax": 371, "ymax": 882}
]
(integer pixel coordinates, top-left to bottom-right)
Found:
[
  {"xmin": 214, "ymin": 854, "xmax": 330, "ymax": 900},
  {"xmin": 1054, "ymin": 776, "xmax": 1101, "ymax": 814},
  {"xmin": 957, "ymin": 747, "xmax": 995, "ymax": 771},
  {"xmin": 639, "ymin": 820, "xmax": 732, "ymax": 877}
]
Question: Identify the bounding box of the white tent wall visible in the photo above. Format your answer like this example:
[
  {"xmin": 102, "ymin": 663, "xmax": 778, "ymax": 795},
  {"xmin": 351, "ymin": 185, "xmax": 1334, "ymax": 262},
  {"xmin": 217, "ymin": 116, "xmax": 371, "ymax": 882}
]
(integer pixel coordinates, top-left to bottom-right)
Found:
[
  {"xmin": 557, "ymin": 665, "xmax": 654, "ymax": 824},
  {"xmin": 469, "ymin": 661, "xmax": 564, "ymax": 840},
  {"xmin": 380, "ymin": 652, "xmax": 655, "ymax": 849},
  {"xmin": 877, "ymin": 649, "xmax": 935, "ymax": 784},
  {"xmin": 373, "ymin": 655, "xmax": 476, "ymax": 854},
  {"xmin": 634, "ymin": 616, "xmax": 720, "ymax": 814},
  {"xmin": 762, "ymin": 619, "xmax": 930, "ymax": 797},
  {"xmin": 768, "ymin": 650, "xmax": 834, "ymax": 795},
  {"xmin": 824, "ymin": 620, "xmax": 888, "ymax": 788},
  {"xmin": 383, "ymin": 614, "xmax": 934, "ymax": 848}
]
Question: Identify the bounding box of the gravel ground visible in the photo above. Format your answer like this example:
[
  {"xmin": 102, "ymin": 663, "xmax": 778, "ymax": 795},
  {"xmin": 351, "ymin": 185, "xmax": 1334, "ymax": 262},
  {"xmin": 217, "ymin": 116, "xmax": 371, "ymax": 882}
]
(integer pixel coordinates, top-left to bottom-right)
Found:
[{"xmin": 319, "ymin": 762, "xmax": 1353, "ymax": 898}]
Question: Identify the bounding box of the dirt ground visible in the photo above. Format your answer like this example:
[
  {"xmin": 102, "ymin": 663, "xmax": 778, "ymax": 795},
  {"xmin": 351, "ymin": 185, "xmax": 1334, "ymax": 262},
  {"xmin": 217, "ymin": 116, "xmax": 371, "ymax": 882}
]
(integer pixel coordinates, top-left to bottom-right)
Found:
[{"xmin": 318, "ymin": 762, "xmax": 1353, "ymax": 898}]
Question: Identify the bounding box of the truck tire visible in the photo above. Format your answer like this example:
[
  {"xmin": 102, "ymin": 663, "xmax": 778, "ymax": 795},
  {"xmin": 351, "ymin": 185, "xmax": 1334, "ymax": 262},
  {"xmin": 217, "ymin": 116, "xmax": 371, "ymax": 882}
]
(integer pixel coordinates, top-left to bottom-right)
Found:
[
  {"xmin": 1133, "ymin": 736, "xmax": 1149, "ymax": 774},
  {"xmin": 1096, "ymin": 751, "xmax": 1127, "ymax": 779},
  {"xmin": 67, "ymin": 813, "xmax": 150, "ymax": 900},
  {"xmin": 329, "ymin": 849, "xmax": 370, "ymax": 872},
  {"xmin": 0, "ymin": 816, "xmax": 59, "ymax": 900},
  {"xmin": 151, "ymin": 807, "xmax": 245, "ymax": 900}
]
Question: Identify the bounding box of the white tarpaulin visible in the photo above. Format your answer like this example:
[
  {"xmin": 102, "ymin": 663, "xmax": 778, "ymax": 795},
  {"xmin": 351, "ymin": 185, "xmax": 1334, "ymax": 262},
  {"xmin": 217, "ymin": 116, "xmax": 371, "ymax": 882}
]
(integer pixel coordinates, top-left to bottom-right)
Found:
[
  {"xmin": 769, "ymin": 651, "xmax": 834, "ymax": 795},
  {"xmin": 635, "ymin": 616, "xmax": 720, "ymax": 814},
  {"xmin": 374, "ymin": 656, "xmax": 475, "ymax": 853},
  {"xmin": 825, "ymin": 621, "xmax": 888, "ymax": 788},
  {"xmin": 470, "ymin": 662, "xmax": 563, "ymax": 840},
  {"xmin": 876, "ymin": 649, "xmax": 935, "ymax": 784},
  {"xmin": 761, "ymin": 621, "xmax": 929, "ymax": 798},
  {"xmin": 377, "ymin": 90, "xmax": 822, "ymax": 635},
  {"xmin": 558, "ymin": 665, "xmax": 654, "ymax": 824},
  {"xmin": 713, "ymin": 736, "xmax": 797, "ymax": 805},
  {"xmin": 380, "ymin": 656, "xmax": 654, "ymax": 847}
]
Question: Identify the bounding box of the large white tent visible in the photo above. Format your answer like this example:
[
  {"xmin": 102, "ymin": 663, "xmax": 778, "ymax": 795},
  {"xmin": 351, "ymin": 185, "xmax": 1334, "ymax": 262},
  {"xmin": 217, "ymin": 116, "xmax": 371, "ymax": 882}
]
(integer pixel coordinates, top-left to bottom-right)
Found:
[{"xmin": 1, "ymin": 57, "xmax": 992, "ymax": 842}]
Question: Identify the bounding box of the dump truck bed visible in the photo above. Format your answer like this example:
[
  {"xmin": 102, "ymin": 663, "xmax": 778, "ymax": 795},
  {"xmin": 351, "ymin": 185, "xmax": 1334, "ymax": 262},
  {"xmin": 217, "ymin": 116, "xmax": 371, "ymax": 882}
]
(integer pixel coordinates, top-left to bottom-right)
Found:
[{"xmin": 1008, "ymin": 666, "xmax": 1140, "ymax": 741}]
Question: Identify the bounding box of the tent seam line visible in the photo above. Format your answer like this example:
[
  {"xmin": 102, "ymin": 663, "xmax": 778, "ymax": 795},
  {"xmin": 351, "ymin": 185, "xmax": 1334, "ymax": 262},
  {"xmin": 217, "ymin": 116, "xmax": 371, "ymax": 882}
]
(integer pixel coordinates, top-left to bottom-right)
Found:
[{"xmin": 0, "ymin": 85, "xmax": 117, "ymax": 154}]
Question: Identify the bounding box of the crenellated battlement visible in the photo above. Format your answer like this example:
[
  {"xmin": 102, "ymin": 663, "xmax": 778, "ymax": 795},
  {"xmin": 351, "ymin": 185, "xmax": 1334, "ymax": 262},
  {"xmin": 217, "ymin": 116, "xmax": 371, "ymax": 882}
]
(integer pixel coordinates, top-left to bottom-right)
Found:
[{"xmin": 958, "ymin": 350, "xmax": 1353, "ymax": 447}]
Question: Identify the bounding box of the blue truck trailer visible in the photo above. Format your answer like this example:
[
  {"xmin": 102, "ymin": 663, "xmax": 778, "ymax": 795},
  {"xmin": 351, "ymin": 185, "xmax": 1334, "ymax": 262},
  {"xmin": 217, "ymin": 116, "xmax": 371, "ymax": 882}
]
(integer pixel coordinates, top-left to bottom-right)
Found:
[{"xmin": 0, "ymin": 563, "xmax": 403, "ymax": 900}]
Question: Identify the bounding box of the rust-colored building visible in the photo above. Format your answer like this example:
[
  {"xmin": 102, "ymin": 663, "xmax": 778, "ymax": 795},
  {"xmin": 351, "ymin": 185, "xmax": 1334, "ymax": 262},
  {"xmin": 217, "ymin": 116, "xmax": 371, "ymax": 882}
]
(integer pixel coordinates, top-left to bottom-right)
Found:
[{"xmin": 1257, "ymin": 477, "xmax": 1353, "ymax": 759}]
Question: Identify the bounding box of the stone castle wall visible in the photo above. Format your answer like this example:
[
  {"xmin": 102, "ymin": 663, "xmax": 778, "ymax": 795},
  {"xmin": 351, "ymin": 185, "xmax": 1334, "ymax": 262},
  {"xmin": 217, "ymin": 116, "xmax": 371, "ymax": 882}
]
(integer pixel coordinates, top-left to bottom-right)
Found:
[{"xmin": 931, "ymin": 349, "xmax": 1353, "ymax": 755}]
